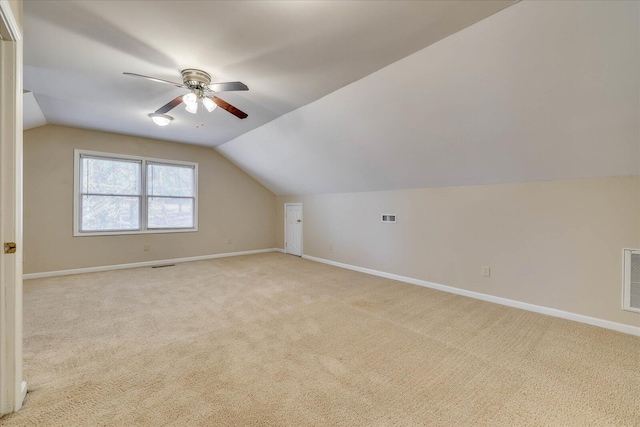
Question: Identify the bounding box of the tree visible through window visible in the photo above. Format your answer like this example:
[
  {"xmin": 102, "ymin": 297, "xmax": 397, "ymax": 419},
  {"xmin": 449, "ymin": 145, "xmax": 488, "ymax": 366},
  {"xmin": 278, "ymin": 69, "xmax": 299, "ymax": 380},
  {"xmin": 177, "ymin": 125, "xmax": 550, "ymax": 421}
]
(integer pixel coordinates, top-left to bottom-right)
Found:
[
  {"xmin": 75, "ymin": 150, "xmax": 197, "ymax": 235},
  {"xmin": 80, "ymin": 157, "xmax": 141, "ymax": 231},
  {"xmin": 147, "ymin": 163, "xmax": 195, "ymax": 229}
]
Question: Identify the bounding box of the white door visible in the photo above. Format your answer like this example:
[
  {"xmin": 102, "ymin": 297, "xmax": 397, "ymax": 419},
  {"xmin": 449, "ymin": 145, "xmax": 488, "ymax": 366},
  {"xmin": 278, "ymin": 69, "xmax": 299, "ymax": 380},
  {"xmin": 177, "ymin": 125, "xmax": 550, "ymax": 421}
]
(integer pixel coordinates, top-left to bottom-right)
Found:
[
  {"xmin": 0, "ymin": 1, "xmax": 26, "ymax": 416},
  {"xmin": 285, "ymin": 204, "xmax": 302, "ymax": 256}
]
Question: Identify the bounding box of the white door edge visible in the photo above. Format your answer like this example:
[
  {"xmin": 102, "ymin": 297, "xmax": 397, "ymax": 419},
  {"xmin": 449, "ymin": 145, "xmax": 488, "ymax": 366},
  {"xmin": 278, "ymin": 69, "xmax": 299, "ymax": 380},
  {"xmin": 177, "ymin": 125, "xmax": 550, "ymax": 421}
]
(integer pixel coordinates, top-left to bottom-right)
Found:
[{"xmin": 0, "ymin": 0, "xmax": 24, "ymax": 416}]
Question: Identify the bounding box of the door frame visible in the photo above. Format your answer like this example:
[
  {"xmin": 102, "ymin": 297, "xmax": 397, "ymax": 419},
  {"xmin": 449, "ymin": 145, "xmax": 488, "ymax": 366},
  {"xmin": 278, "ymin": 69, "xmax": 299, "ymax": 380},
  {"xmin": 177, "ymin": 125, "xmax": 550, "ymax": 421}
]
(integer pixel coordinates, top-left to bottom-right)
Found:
[
  {"xmin": 0, "ymin": 0, "xmax": 25, "ymax": 416},
  {"xmin": 284, "ymin": 203, "xmax": 303, "ymax": 256}
]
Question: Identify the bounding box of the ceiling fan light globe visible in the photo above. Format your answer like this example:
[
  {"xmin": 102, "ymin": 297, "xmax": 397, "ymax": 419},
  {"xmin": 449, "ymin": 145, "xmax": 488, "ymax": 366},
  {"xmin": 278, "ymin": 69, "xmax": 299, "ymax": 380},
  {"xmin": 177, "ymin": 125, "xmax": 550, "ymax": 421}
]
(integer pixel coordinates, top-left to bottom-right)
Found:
[
  {"xmin": 183, "ymin": 92, "xmax": 198, "ymax": 107},
  {"xmin": 148, "ymin": 113, "xmax": 173, "ymax": 126},
  {"xmin": 185, "ymin": 102, "xmax": 198, "ymax": 114},
  {"xmin": 202, "ymin": 97, "xmax": 217, "ymax": 112}
]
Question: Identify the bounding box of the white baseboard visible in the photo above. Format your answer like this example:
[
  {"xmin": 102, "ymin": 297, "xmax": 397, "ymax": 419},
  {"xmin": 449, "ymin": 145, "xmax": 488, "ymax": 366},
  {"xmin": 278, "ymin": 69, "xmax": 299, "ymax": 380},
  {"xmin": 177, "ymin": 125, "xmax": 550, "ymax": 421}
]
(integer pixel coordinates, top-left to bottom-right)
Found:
[
  {"xmin": 23, "ymin": 248, "xmax": 280, "ymax": 280},
  {"xmin": 274, "ymin": 248, "xmax": 286, "ymax": 253},
  {"xmin": 301, "ymin": 254, "xmax": 640, "ymax": 337}
]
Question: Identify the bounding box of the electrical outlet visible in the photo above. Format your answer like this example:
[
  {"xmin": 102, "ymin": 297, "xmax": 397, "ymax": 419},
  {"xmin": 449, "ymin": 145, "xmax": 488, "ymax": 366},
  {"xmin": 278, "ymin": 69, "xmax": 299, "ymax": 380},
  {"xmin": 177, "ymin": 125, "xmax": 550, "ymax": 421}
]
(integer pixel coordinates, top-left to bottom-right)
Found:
[
  {"xmin": 482, "ymin": 266, "xmax": 491, "ymax": 277},
  {"xmin": 144, "ymin": 244, "xmax": 150, "ymax": 251},
  {"xmin": 329, "ymin": 244, "xmax": 333, "ymax": 251},
  {"xmin": 227, "ymin": 237, "xmax": 232, "ymax": 244}
]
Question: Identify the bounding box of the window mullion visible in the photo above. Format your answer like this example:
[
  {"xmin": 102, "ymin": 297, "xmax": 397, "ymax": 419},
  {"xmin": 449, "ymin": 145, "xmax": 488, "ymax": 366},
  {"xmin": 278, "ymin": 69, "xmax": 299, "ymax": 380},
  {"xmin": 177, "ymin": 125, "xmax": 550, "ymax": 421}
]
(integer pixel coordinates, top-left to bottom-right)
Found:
[
  {"xmin": 142, "ymin": 160, "xmax": 147, "ymax": 231},
  {"xmin": 77, "ymin": 154, "xmax": 83, "ymax": 233}
]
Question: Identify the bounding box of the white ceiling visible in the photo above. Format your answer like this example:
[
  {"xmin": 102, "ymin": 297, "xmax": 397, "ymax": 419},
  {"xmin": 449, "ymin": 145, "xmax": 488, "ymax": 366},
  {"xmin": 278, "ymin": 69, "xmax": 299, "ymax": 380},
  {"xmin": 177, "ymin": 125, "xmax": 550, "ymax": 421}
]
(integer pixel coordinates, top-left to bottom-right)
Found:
[
  {"xmin": 23, "ymin": 0, "xmax": 515, "ymax": 147},
  {"xmin": 218, "ymin": 0, "xmax": 640, "ymax": 195}
]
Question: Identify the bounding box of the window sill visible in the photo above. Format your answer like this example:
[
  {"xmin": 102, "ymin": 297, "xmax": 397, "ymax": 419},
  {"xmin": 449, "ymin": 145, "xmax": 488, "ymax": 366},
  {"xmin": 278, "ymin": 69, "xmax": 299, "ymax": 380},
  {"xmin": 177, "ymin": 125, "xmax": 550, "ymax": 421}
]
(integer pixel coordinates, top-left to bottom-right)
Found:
[{"xmin": 73, "ymin": 228, "xmax": 198, "ymax": 237}]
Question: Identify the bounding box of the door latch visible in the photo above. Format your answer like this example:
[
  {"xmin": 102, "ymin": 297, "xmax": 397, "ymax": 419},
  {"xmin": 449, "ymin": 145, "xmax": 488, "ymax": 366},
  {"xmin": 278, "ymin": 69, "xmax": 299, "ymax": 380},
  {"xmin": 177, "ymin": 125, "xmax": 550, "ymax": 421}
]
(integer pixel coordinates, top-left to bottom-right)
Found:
[{"xmin": 4, "ymin": 242, "xmax": 16, "ymax": 254}]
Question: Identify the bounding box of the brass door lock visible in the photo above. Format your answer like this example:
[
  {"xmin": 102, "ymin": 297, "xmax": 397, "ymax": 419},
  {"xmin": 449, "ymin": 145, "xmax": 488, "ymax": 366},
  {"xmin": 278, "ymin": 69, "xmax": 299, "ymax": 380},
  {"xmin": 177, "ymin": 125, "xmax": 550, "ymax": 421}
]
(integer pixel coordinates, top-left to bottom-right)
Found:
[{"xmin": 4, "ymin": 242, "xmax": 16, "ymax": 254}]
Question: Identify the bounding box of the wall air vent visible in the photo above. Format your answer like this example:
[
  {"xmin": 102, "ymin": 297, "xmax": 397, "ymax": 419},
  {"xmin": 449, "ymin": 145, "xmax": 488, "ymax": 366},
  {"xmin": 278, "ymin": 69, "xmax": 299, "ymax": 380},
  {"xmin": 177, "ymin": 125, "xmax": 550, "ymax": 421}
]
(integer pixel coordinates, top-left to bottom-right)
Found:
[
  {"xmin": 381, "ymin": 214, "xmax": 397, "ymax": 223},
  {"xmin": 623, "ymin": 249, "xmax": 640, "ymax": 313}
]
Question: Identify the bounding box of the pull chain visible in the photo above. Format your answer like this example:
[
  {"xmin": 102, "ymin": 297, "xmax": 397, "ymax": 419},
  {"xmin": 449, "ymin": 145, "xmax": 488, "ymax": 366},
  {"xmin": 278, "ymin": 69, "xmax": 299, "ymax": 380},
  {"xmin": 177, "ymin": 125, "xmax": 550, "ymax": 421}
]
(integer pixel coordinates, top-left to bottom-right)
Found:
[
  {"xmin": 195, "ymin": 99, "xmax": 205, "ymax": 128},
  {"xmin": 198, "ymin": 100, "xmax": 203, "ymax": 128}
]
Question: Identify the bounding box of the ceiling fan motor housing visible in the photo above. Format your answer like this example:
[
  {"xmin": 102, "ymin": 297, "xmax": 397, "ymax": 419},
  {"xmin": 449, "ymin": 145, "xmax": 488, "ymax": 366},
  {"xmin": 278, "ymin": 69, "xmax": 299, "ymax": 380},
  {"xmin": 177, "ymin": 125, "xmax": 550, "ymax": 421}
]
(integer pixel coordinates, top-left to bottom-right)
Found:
[{"xmin": 181, "ymin": 69, "xmax": 212, "ymax": 90}]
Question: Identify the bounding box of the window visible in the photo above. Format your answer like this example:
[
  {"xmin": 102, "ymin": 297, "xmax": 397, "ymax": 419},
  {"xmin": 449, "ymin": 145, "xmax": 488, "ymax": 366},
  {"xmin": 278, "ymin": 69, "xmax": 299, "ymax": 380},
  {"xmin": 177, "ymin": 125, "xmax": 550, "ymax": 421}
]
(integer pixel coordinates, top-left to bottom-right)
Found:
[{"xmin": 74, "ymin": 150, "xmax": 197, "ymax": 236}]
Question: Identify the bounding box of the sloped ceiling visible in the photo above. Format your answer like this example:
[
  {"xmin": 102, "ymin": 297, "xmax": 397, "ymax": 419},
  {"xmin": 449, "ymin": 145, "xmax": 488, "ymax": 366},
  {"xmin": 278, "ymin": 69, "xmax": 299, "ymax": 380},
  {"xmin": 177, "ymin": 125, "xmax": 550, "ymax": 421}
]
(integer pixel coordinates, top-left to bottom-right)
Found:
[
  {"xmin": 23, "ymin": 91, "xmax": 47, "ymax": 130},
  {"xmin": 217, "ymin": 1, "xmax": 640, "ymax": 195},
  {"xmin": 23, "ymin": 0, "xmax": 515, "ymax": 147}
]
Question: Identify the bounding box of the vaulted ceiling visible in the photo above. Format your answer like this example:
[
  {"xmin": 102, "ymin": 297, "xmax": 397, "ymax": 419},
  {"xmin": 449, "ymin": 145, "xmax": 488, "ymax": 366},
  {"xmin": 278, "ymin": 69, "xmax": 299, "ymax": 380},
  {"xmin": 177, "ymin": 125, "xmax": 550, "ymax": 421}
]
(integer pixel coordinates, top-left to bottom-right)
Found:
[
  {"xmin": 23, "ymin": 1, "xmax": 638, "ymax": 196},
  {"xmin": 218, "ymin": 0, "xmax": 639, "ymax": 195},
  {"xmin": 23, "ymin": 0, "xmax": 514, "ymax": 145}
]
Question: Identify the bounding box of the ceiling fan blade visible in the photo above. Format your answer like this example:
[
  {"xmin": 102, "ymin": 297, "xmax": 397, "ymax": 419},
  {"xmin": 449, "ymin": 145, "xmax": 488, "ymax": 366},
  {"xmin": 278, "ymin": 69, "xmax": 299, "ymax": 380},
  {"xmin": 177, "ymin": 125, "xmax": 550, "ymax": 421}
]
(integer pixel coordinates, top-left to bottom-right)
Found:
[
  {"xmin": 155, "ymin": 95, "xmax": 184, "ymax": 114},
  {"xmin": 209, "ymin": 96, "xmax": 248, "ymax": 119},
  {"xmin": 207, "ymin": 81, "xmax": 249, "ymax": 92},
  {"xmin": 123, "ymin": 72, "xmax": 186, "ymax": 89}
]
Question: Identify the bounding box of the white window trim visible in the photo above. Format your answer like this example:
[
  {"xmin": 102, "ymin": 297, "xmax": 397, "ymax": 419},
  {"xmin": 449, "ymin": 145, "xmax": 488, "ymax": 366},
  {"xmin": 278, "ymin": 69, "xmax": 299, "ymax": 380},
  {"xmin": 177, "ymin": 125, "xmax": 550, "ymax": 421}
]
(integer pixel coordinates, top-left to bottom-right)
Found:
[{"xmin": 73, "ymin": 149, "xmax": 199, "ymax": 236}]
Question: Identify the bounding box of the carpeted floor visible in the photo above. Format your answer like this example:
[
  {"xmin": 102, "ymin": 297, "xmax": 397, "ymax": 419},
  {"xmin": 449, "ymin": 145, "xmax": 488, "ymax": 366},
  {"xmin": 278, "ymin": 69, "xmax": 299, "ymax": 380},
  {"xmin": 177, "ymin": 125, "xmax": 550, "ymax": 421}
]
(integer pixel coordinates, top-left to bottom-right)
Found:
[{"xmin": 2, "ymin": 252, "xmax": 639, "ymax": 426}]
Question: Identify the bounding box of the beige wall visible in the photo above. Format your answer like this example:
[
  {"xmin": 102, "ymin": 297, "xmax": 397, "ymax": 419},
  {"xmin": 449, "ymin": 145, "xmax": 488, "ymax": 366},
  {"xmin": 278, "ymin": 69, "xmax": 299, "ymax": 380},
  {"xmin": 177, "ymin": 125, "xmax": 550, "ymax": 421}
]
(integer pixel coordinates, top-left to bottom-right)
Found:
[
  {"xmin": 278, "ymin": 176, "xmax": 640, "ymax": 327},
  {"xmin": 7, "ymin": 0, "xmax": 22, "ymax": 32},
  {"xmin": 24, "ymin": 125, "xmax": 276, "ymax": 274}
]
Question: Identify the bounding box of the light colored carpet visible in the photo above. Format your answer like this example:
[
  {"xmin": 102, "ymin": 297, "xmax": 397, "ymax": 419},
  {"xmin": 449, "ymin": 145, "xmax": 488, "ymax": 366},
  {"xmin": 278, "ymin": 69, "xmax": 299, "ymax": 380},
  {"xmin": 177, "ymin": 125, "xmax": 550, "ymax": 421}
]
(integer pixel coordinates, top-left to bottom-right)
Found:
[{"xmin": 2, "ymin": 252, "xmax": 639, "ymax": 426}]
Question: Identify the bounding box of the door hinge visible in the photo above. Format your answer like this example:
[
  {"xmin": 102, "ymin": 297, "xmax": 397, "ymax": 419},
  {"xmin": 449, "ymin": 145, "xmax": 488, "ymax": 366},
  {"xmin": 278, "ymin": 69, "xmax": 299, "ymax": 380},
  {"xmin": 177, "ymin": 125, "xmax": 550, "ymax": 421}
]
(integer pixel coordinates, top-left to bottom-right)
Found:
[{"xmin": 4, "ymin": 242, "xmax": 16, "ymax": 254}]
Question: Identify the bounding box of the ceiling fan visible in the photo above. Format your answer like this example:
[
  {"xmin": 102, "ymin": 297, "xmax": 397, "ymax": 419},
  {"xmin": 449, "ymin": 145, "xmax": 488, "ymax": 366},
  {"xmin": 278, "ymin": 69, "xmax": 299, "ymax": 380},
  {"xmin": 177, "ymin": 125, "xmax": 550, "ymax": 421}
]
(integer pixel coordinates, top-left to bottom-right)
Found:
[{"xmin": 124, "ymin": 69, "xmax": 249, "ymax": 127}]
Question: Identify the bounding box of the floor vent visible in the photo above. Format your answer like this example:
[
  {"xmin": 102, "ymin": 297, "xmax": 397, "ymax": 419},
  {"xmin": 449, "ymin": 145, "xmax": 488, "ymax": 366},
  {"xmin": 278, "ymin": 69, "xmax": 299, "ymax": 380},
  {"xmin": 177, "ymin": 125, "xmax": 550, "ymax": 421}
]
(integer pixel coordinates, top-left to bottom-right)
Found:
[
  {"xmin": 623, "ymin": 249, "xmax": 640, "ymax": 313},
  {"xmin": 152, "ymin": 264, "xmax": 175, "ymax": 269}
]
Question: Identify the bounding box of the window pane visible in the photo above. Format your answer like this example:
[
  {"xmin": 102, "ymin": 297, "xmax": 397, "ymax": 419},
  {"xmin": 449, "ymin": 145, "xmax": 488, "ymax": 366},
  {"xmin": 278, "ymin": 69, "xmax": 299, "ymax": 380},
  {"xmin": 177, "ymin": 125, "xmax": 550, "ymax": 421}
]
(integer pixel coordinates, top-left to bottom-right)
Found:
[
  {"xmin": 147, "ymin": 197, "xmax": 194, "ymax": 229},
  {"xmin": 81, "ymin": 195, "xmax": 140, "ymax": 231},
  {"xmin": 81, "ymin": 157, "xmax": 141, "ymax": 195},
  {"xmin": 147, "ymin": 164, "xmax": 194, "ymax": 197}
]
